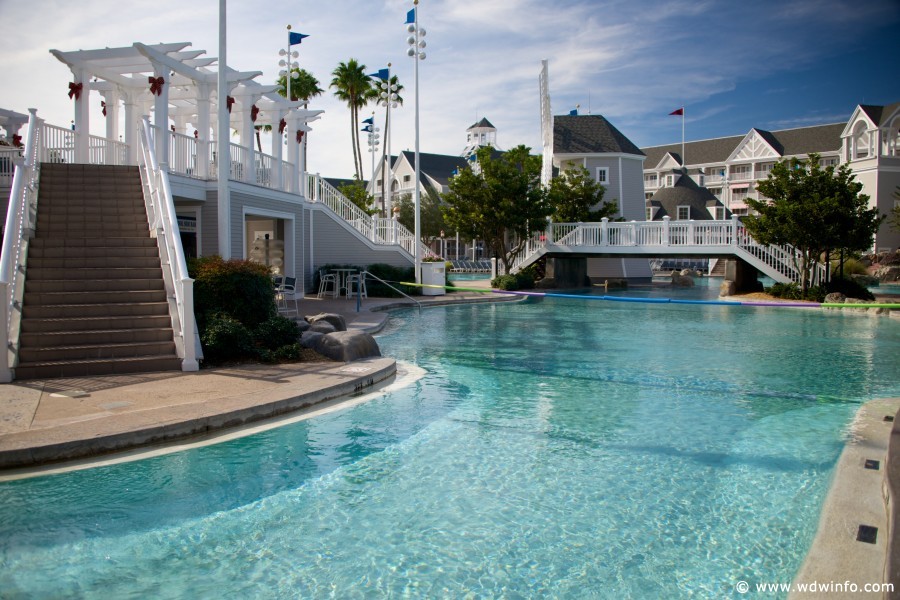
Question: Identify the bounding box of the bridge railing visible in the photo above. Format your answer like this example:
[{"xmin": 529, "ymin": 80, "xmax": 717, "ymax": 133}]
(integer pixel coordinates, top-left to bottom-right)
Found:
[{"xmin": 511, "ymin": 216, "xmax": 825, "ymax": 285}]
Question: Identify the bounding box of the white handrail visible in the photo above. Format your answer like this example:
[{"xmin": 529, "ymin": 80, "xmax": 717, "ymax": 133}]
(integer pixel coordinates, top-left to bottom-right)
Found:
[
  {"xmin": 0, "ymin": 108, "xmax": 41, "ymax": 382},
  {"xmin": 305, "ymin": 173, "xmax": 438, "ymax": 260},
  {"xmin": 138, "ymin": 117, "xmax": 199, "ymax": 371},
  {"xmin": 510, "ymin": 217, "xmax": 825, "ymax": 285}
]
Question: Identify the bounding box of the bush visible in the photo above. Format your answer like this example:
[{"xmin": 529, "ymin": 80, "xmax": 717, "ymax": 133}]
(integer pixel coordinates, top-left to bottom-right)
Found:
[
  {"xmin": 831, "ymin": 258, "xmax": 868, "ymax": 277},
  {"xmin": 253, "ymin": 316, "xmax": 301, "ymax": 350},
  {"xmin": 189, "ymin": 256, "xmax": 276, "ymax": 330},
  {"xmin": 765, "ymin": 277, "xmax": 875, "ymax": 302},
  {"xmin": 201, "ymin": 313, "xmax": 253, "ymax": 364},
  {"xmin": 364, "ymin": 263, "xmax": 421, "ymax": 297},
  {"xmin": 827, "ymin": 277, "xmax": 875, "ymax": 301},
  {"xmin": 491, "ymin": 269, "xmax": 536, "ymax": 291}
]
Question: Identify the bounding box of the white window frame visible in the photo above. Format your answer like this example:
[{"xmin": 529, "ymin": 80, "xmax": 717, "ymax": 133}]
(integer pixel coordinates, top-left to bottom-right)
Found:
[
  {"xmin": 595, "ymin": 167, "xmax": 609, "ymax": 186},
  {"xmin": 677, "ymin": 205, "xmax": 690, "ymax": 220},
  {"xmin": 646, "ymin": 207, "xmax": 653, "ymax": 221}
]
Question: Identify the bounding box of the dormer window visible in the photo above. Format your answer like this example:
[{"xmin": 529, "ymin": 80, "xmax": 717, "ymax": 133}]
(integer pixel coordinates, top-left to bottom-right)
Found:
[
  {"xmin": 665, "ymin": 174, "xmax": 674, "ymax": 187},
  {"xmin": 852, "ymin": 121, "xmax": 871, "ymax": 160},
  {"xmin": 677, "ymin": 205, "xmax": 690, "ymax": 220}
]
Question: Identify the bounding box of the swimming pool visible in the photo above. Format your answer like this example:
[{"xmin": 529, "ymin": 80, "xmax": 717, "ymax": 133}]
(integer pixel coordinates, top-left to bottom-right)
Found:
[{"xmin": 1, "ymin": 281, "xmax": 899, "ymax": 597}]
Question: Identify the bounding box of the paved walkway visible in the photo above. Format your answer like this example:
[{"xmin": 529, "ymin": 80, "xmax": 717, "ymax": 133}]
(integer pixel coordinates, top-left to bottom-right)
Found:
[{"xmin": 0, "ymin": 281, "xmax": 514, "ymax": 469}]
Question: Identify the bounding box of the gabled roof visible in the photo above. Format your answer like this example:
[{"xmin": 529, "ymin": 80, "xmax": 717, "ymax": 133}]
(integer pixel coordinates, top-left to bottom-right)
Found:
[
  {"xmin": 467, "ymin": 117, "xmax": 495, "ymax": 130},
  {"xmin": 860, "ymin": 102, "xmax": 900, "ymax": 126},
  {"xmin": 642, "ymin": 123, "xmax": 844, "ymax": 168},
  {"xmin": 398, "ymin": 151, "xmax": 470, "ymax": 187},
  {"xmin": 554, "ymin": 115, "xmax": 644, "ymax": 156},
  {"xmin": 648, "ymin": 171, "xmax": 728, "ymax": 221}
]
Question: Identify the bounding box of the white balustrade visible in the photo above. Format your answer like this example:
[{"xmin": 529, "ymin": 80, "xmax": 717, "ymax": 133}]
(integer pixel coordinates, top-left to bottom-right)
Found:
[{"xmin": 39, "ymin": 123, "xmax": 75, "ymax": 165}]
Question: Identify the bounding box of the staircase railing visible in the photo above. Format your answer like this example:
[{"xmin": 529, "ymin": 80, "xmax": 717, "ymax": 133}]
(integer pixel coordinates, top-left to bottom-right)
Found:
[
  {"xmin": 304, "ymin": 173, "xmax": 438, "ymax": 260},
  {"xmin": 0, "ymin": 109, "xmax": 40, "ymax": 382},
  {"xmin": 138, "ymin": 117, "xmax": 200, "ymax": 371}
]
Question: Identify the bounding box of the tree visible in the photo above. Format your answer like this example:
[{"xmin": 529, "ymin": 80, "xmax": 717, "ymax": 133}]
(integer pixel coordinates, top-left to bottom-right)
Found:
[
  {"xmin": 548, "ymin": 166, "xmax": 619, "ymax": 222},
  {"xmin": 337, "ymin": 177, "xmax": 378, "ymax": 216},
  {"xmin": 889, "ymin": 186, "xmax": 900, "ymax": 232},
  {"xmin": 745, "ymin": 153, "xmax": 883, "ymax": 293},
  {"xmin": 277, "ymin": 68, "xmax": 323, "ymax": 103},
  {"xmin": 395, "ymin": 188, "xmax": 447, "ymax": 244},
  {"xmin": 330, "ymin": 60, "xmax": 376, "ymax": 181},
  {"xmin": 443, "ymin": 145, "xmax": 553, "ymax": 273}
]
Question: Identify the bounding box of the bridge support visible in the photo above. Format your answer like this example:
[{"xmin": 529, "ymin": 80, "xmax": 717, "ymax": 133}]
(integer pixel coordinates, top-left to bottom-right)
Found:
[
  {"xmin": 540, "ymin": 257, "xmax": 590, "ymax": 289},
  {"xmin": 723, "ymin": 259, "xmax": 763, "ymax": 294}
]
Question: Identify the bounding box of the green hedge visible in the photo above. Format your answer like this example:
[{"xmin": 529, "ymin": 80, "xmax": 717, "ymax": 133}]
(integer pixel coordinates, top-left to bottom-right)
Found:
[
  {"xmin": 766, "ymin": 277, "xmax": 875, "ymax": 302},
  {"xmin": 491, "ymin": 266, "xmax": 538, "ymax": 291}
]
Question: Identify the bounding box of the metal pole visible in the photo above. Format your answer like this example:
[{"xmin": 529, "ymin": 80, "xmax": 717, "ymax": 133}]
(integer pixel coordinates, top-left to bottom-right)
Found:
[
  {"xmin": 217, "ymin": 0, "xmax": 231, "ymax": 258},
  {"xmin": 413, "ymin": 1, "xmax": 422, "ymax": 283},
  {"xmin": 385, "ymin": 64, "xmax": 392, "ymax": 219}
]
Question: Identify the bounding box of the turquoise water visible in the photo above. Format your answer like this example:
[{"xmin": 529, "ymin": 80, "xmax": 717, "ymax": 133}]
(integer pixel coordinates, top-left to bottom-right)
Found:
[{"xmin": 2, "ymin": 281, "xmax": 899, "ymax": 598}]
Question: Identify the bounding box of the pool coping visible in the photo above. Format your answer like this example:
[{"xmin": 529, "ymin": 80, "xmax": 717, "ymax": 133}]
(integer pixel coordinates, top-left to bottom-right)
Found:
[
  {"xmin": 0, "ymin": 357, "xmax": 397, "ymax": 470},
  {"xmin": 790, "ymin": 397, "xmax": 900, "ymax": 598}
]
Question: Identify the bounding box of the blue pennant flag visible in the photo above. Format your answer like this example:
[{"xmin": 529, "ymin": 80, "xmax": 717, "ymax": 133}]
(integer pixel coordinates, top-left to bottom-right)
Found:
[
  {"xmin": 467, "ymin": 154, "xmax": 476, "ymax": 162},
  {"xmin": 362, "ymin": 125, "xmax": 373, "ymax": 132},
  {"xmin": 362, "ymin": 116, "xmax": 374, "ymax": 125},
  {"xmin": 405, "ymin": 8, "xmax": 415, "ymax": 24},
  {"xmin": 368, "ymin": 68, "xmax": 389, "ymax": 81},
  {"xmin": 288, "ymin": 32, "xmax": 309, "ymax": 46},
  {"xmin": 569, "ymin": 108, "xmax": 578, "ymax": 116}
]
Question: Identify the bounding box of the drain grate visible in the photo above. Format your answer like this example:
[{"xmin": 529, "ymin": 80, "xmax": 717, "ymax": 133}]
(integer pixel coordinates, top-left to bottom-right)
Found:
[
  {"xmin": 857, "ymin": 525, "xmax": 878, "ymax": 544},
  {"xmin": 864, "ymin": 459, "xmax": 880, "ymax": 471},
  {"xmin": 884, "ymin": 415, "xmax": 895, "ymax": 422}
]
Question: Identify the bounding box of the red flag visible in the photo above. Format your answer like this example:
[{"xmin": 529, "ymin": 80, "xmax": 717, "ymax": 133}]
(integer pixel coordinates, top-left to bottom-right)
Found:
[{"xmin": 669, "ymin": 108, "xmax": 683, "ymax": 116}]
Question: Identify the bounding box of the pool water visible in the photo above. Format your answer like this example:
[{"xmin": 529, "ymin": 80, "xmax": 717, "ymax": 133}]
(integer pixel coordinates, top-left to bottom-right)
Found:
[{"xmin": 2, "ymin": 281, "xmax": 899, "ymax": 598}]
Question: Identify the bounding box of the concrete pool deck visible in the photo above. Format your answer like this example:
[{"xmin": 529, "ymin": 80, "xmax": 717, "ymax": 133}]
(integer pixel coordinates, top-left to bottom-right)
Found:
[{"xmin": 0, "ymin": 283, "xmax": 515, "ymax": 470}]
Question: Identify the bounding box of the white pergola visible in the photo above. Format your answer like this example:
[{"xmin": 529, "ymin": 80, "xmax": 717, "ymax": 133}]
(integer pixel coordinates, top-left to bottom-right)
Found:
[{"xmin": 49, "ymin": 42, "xmax": 321, "ymax": 188}]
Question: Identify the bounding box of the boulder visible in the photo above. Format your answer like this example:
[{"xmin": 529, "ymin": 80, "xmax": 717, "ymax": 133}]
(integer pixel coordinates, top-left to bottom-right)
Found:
[
  {"xmin": 873, "ymin": 266, "xmax": 900, "ymax": 282},
  {"xmin": 672, "ymin": 271, "xmax": 695, "ymax": 287},
  {"xmin": 845, "ymin": 297, "xmax": 889, "ymax": 315},
  {"xmin": 308, "ymin": 320, "xmax": 336, "ymax": 334},
  {"xmin": 305, "ymin": 312, "xmax": 347, "ymax": 332},
  {"xmin": 719, "ymin": 280, "xmax": 736, "ymax": 297},
  {"xmin": 824, "ymin": 292, "xmax": 846, "ymax": 304},
  {"xmin": 304, "ymin": 330, "xmax": 381, "ymax": 362},
  {"xmin": 295, "ymin": 320, "xmax": 312, "ymax": 334}
]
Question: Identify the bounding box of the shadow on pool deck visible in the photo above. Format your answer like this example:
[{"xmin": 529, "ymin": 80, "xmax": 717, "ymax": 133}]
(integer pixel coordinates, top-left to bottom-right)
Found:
[{"xmin": 0, "ymin": 282, "xmax": 517, "ymax": 470}]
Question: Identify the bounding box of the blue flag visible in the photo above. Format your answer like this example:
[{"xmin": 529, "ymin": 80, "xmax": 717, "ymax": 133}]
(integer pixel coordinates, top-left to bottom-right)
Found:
[
  {"xmin": 362, "ymin": 125, "xmax": 373, "ymax": 132},
  {"xmin": 569, "ymin": 108, "xmax": 578, "ymax": 116},
  {"xmin": 368, "ymin": 68, "xmax": 389, "ymax": 81},
  {"xmin": 405, "ymin": 8, "xmax": 415, "ymax": 24},
  {"xmin": 288, "ymin": 32, "xmax": 309, "ymax": 46},
  {"xmin": 362, "ymin": 116, "xmax": 374, "ymax": 125}
]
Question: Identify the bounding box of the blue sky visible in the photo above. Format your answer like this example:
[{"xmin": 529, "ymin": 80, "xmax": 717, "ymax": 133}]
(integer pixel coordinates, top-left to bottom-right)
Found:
[{"xmin": 0, "ymin": 0, "xmax": 898, "ymax": 178}]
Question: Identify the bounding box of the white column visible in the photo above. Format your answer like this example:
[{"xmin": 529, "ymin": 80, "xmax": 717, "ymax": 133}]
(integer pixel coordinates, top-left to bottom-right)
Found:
[
  {"xmin": 122, "ymin": 90, "xmax": 141, "ymax": 165},
  {"xmin": 196, "ymin": 83, "xmax": 211, "ymax": 179},
  {"xmin": 270, "ymin": 108, "xmax": 285, "ymax": 191},
  {"xmin": 150, "ymin": 64, "xmax": 170, "ymax": 164},
  {"xmin": 286, "ymin": 116, "xmax": 300, "ymax": 195},
  {"xmin": 72, "ymin": 68, "xmax": 90, "ymax": 163},
  {"xmin": 101, "ymin": 89, "xmax": 120, "ymax": 142}
]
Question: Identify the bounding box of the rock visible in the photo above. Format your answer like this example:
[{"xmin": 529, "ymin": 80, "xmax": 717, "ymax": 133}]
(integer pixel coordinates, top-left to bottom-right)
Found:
[
  {"xmin": 308, "ymin": 320, "xmax": 336, "ymax": 334},
  {"xmin": 304, "ymin": 330, "xmax": 381, "ymax": 362},
  {"xmin": 299, "ymin": 331, "xmax": 325, "ymax": 350},
  {"xmin": 304, "ymin": 312, "xmax": 347, "ymax": 332},
  {"xmin": 824, "ymin": 292, "xmax": 846, "ymax": 304},
  {"xmin": 844, "ymin": 298, "xmax": 888, "ymax": 315},
  {"xmin": 873, "ymin": 266, "xmax": 900, "ymax": 282},
  {"xmin": 672, "ymin": 271, "xmax": 695, "ymax": 287},
  {"xmin": 720, "ymin": 280, "xmax": 736, "ymax": 296},
  {"xmin": 295, "ymin": 320, "xmax": 311, "ymax": 334},
  {"xmin": 679, "ymin": 269, "xmax": 693, "ymax": 276}
]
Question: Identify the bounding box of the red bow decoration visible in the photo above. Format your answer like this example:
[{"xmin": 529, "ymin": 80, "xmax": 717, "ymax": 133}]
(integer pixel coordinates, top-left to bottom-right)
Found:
[
  {"xmin": 101, "ymin": 101, "xmax": 107, "ymax": 117},
  {"xmin": 250, "ymin": 105, "xmax": 260, "ymax": 122},
  {"xmin": 278, "ymin": 119, "xmax": 286, "ymax": 134},
  {"xmin": 170, "ymin": 125, "xmax": 176, "ymax": 133},
  {"xmin": 148, "ymin": 76, "xmax": 165, "ymax": 96},
  {"xmin": 67, "ymin": 82, "xmax": 83, "ymax": 100},
  {"xmin": 296, "ymin": 130, "xmax": 305, "ymax": 144},
  {"xmin": 12, "ymin": 134, "xmax": 22, "ymax": 148},
  {"xmin": 193, "ymin": 130, "xmax": 199, "ymax": 139},
  {"xmin": 226, "ymin": 96, "xmax": 235, "ymax": 113}
]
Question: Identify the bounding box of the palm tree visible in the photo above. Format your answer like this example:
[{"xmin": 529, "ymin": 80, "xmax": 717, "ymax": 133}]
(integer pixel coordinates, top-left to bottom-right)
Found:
[
  {"xmin": 277, "ymin": 68, "xmax": 323, "ymax": 103},
  {"xmin": 330, "ymin": 59, "xmax": 376, "ymax": 180},
  {"xmin": 378, "ymin": 75, "xmax": 404, "ymax": 216}
]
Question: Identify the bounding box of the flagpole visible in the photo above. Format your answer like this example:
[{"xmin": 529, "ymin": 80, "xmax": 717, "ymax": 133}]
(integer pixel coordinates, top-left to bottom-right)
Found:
[{"xmin": 681, "ymin": 106, "xmax": 685, "ymax": 168}]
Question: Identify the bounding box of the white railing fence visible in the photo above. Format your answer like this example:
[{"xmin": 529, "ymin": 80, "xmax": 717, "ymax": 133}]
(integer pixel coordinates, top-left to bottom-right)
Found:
[
  {"xmin": 39, "ymin": 123, "xmax": 75, "ymax": 165},
  {"xmin": 305, "ymin": 173, "xmax": 438, "ymax": 260},
  {"xmin": 138, "ymin": 117, "xmax": 199, "ymax": 371},
  {"xmin": 89, "ymin": 134, "xmax": 128, "ymax": 166},
  {"xmin": 0, "ymin": 109, "xmax": 41, "ymax": 382},
  {"xmin": 510, "ymin": 216, "xmax": 825, "ymax": 286},
  {"xmin": 0, "ymin": 147, "xmax": 23, "ymax": 189}
]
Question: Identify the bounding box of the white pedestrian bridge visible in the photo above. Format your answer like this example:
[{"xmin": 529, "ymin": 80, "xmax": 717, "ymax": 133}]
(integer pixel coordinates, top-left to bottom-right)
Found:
[{"xmin": 511, "ymin": 216, "xmax": 826, "ymax": 285}]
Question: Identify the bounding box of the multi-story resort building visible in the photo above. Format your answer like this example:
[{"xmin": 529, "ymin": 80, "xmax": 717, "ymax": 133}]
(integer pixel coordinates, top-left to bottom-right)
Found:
[{"xmin": 640, "ymin": 102, "xmax": 900, "ymax": 251}]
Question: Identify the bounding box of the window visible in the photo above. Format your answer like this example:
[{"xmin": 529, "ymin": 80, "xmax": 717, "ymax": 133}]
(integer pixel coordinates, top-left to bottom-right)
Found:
[
  {"xmin": 646, "ymin": 207, "xmax": 653, "ymax": 221},
  {"xmin": 377, "ymin": 180, "xmax": 382, "ymax": 189},
  {"xmin": 852, "ymin": 122, "xmax": 870, "ymax": 160},
  {"xmin": 645, "ymin": 174, "xmax": 658, "ymax": 186},
  {"xmin": 714, "ymin": 206, "xmax": 725, "ymax": 220},
  {"xmin": 708, "ymin": 187, "xmax": 722, "ymax": 199},
  {"xmin": 665, "ymin": 175, "xmax": 674, "ymax": 187},
  {"xmin": 403, "ymin": 174, "xmax": 411, "ymax": 183},
  {"xmin": 677, "ymin": 205, "xmax": 690, "ymax": 220},
  {"xmin": 596, "ymin": 167, "xmax": 609, "ymax": 185},
  {"xmin": 820, "ymin": 157, "xmax": 839, "ymax": 167}
]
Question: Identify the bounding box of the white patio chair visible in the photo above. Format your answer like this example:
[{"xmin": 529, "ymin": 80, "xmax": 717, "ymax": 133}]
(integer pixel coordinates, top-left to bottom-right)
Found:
[{"xmin": 318, "ymin": 269, "xmax": 337, "ymax": 298}]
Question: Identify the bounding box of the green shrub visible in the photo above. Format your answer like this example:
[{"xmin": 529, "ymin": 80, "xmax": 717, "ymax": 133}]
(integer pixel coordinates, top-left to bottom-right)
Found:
[
  {"xmin": 274, "ymin": 344, "xmax": 302, "ymax": 361},
  {"xmin": 491, "ymin": 268, "xmax": 536, "ymax": 291},
  {"xmin": 201, "ymin": 313, "xmax": 253, "ymax": 364},
  {"xmin": 189, "ymin": 256, "xmax": 276, "ymax": 330},
  {"xmin": 831, "ymin": 258, "xmax": 868, "ymax": 276},
  {"xmin": 827, "ymin": 277, "xmax": 875, "ymax": 300},
  {"xmin": 253, "ymin": 316, "xmax": 301, "ymax": 350}
]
